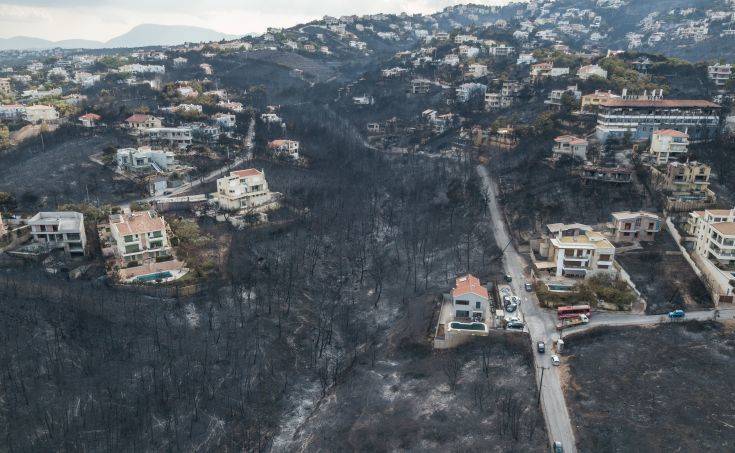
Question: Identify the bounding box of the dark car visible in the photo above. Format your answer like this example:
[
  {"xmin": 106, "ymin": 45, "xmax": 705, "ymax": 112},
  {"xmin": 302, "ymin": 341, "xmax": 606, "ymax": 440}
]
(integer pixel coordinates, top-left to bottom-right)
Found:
[
  {"xmin": 504, "ymin": 274, "xmax": 513, "ymax": 282},
  {"xmin": 553, "ymin": 441, "xmax": 563, "ymax": 453},
  {"xmin": 537, "ymin": 341, "xmax": 546, "ymax": 353}
]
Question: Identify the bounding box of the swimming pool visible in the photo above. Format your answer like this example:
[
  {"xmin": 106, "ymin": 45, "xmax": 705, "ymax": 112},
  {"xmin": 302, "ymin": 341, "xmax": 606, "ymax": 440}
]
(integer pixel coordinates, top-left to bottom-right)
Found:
[
  {"xmin": 449, "ymin": 321, "xmax": 488, "ymax": 332},
  {"xmin": 135, "ymin": 271, "xmax": 173, "ymax": 282},
  {"xmin": 546, "ymin": 283, "xmax": 574, "ymax": 292}
]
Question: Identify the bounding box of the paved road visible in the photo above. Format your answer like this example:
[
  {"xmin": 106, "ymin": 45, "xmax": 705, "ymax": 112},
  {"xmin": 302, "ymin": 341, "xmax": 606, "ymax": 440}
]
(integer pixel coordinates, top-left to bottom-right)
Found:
[
  {"xmin": 118, "ymin": 117, "xmax": 256, "ymax": 209},
  {"xmin": 477, "ymin": 165, "xmax": 577, "ymax": 453},
  {"xmin": 563, "ymin": 308, "xmax": 735, "ymax": 336}
]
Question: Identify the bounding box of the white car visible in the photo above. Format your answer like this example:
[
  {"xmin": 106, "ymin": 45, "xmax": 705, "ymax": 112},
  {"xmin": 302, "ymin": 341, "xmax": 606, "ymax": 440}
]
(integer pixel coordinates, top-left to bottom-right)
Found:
[{"xmin": 551, "ymin": 355, "xmax": 561, "ymax": 366}]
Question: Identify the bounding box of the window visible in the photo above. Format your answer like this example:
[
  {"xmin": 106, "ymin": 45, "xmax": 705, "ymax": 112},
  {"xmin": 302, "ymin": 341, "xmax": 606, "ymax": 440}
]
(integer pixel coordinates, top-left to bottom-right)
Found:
[
  {"xmin": 599, "ymin": 254, "xmax": 611, "ymax": 261},
  {"xmin": 66, "ymin": 233, "xmax": 80, "ymax": 240},
  {"xmin": 125, "ymin": 244, "xmax": 140, "ymax": 254},
  {"xmin": 124, "ymin": 235, "xmax": 136, "ymax": 243},
  {"xmin": 475, "ymin": 301, "xmax": 482, "ymax": 309},
  {"xmin": 455, "ymin": 310, "xmax": 470, "ymax": 318},
  {"xmin": 456, "ymin": 300, "xmax": 469, "ymax": 306},
  {"xmin": 150, "ymin": 230, "xmax": 163, "ymax": 238}
]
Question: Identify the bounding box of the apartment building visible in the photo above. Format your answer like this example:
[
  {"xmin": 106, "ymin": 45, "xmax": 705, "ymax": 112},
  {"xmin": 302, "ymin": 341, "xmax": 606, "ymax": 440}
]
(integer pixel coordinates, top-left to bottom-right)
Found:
[
  {"xmin": 117, "ymin": 147, "xmax": 174, "ymax": 173},
  {"xmin": 650, "ymin": 129, "xmax": 689, "ymax": 165},
  {"xmin": 658, "ymin": 161, "xmax": 711, "ymax": 195},
  {"xmin": 28, "ymin": 211, "xmax": 86, "ymax": 256},
  {"xmin": 125, "ymin": 114, "xmax": 162, "ymax": 131},
  {"xmin": 467, "ymin": 63, "xmax": 488, "ymax": 78},
  {"xmin": 610, "ymin": 211, "xmax": 661, "ymax": 242},
  {"xmin": 485, "ymin": 92, "xmax": 512, "ymax": 110},
  {"xmin": 595, "ymin": 99, "xmax": 720, "ymax": 142},
  {"xmin": 216, "ymin": 169, "xmax": 272, "ymax": 211},
  {"xmin": 214, "ymin": 113, "xmax": 236, "ymax": 129},
  {"xmin": 708, "ymin": 63, "xmax": 732, "ymax": 87},
  {"xmin": 109, "ymin": 211, "xmax": 172, "ymax": 264},
  {"xmin": 141, "ymin": 127, "xmax": 193, "ymax": 149},
  {"xmin": 450, "ymin": 274, "xmax": 489, "ymax": 320},
  {"xmin": 545, "ymin": 85, "xmax": 581, "ymax": 106},
  {"xmin": 268, "ymin": 139, "xmax": 300, "ymax": 159},
  {"xmin": 553, "ymin": 135, "xmax": 588, "ymax": 160},
  {"xmin": 536, "ymin": 223, "xmax": 616, "ymax": 278},
  {"xmin": 686, "ymin": 208, "xmax": 735, "ymax": 301}
]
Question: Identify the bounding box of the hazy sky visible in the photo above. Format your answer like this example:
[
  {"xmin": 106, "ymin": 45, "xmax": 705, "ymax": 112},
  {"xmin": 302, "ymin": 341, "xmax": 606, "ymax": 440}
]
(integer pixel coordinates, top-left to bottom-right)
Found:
[{"xmin": 0, "ymin": 0, "xmax": 511, "ymax": 41}]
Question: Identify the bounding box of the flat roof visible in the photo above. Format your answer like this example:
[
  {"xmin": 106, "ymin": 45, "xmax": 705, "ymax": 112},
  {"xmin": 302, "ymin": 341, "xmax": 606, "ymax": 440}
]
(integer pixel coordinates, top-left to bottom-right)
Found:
[
  {"xmin": 599, "ymin": 99, "xmax": 720, "ymax": 108},
  {"xmin": 712, "ymin": 222, "xmax": 735, "ymax": 236}
]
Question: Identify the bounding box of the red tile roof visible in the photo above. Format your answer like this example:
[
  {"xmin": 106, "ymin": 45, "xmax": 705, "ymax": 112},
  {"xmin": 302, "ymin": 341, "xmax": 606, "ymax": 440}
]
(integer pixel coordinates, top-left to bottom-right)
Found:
[
  {"xmin": 232, "ymin": 168, "xmax": 263, "ymax": 178},
  {"xmin": 653, "ymin": 129, "xmax": 688, "ymax": 138},
  {"xmin": 125, "ymin": 113, "xmax": 153, "ymax": 123},
  {"xmin": 79, "ymin": 113, "xmax": 101, "ymax": 120},
  {"xmin": 451, "ymin": 274, "xmax": 489, "ymax": 299}
]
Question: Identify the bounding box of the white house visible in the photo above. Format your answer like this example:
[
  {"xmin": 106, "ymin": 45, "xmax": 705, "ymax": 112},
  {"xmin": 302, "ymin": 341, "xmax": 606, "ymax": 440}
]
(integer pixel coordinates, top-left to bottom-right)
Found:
[
  {"xmin": 553, "ymin": 135, "xmax": 588, "ymax": 160},
  {"xmin": 216, "ymin": 169, "xmax": 273, "ymax": 211},
  {"xmin": 141, "ymin": 127, "xmax": 193, "ymax": 149},
  {"xmin": 450, "ymin": 274, "xmax": 489, "ymax": 320},
  {"xmin": 650, "ymin": 129, "xmax": 689, "ymax": 165},
  {"xmin": 577, "ymin": 64, "xmax": 608, "ymax": 80},
  {"xmin": 109, "ymin": 210, "xmax": 172, "ymax": 265},
  {"xmin": 79, "ymin": 113, "xmax": 101, "ymax": 127},
  {"xmin": 28, "ymin": 211, "xmax": 86, "ymax": 256},
  {"xmin": 214, "ymin": 113, "xmax": 236, "ymax": 129},
  {"xmin": 116, "ymin": 147, "xmax": 175, "ymax": 173}
]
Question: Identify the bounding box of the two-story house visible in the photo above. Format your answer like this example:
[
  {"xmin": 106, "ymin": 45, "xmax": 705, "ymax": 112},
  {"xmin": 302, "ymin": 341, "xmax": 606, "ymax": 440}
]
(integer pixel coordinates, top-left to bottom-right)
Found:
[
  {"xmin": 450, "ymin": 274, "xmax": 489, "ymax": 320},
  {"xmin": 553, "ymin": 135, "xmax": 588, "ymax": 160},
  {"xmin": 650, "ymin": 129, "xmax": 689, "ymax": 165},
  {"xmin": 537, "ymin": 223, "xmax": 616, "ymax": 278},
  {"xmin": 610, "ymin": 211, "xmax": 662, "ymax": 242},
  {"xmin": 124, "ymin": 114, "xmax": 162, "ymax": 131},
  {"xmin": 267, "ymin": 140, "xmax": 300, "ymax": 159},
  {"xmin": 28, "ymin": 211, "xmax": 86, "ymax": 256},
  {"xmin": 216, "ymin": 169, "xmax": 273, "ymax": 211},
  {"xmin": 109, "ymin": 210, "xmax": 172, "ymax": 265}
]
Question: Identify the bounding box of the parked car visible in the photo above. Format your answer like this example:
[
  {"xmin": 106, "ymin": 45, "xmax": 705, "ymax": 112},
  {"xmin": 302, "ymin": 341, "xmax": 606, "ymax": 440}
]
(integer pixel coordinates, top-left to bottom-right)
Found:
[
  {"xmin": 506, "ymin": 320, "xmax": 524, "ymax": 329},
  {"xmin": 537, "ymin": 341, "xmax": 545, "ymax": 353},
  {"xmin": 504, "ymin": 274, "xmax": 513, "ymax": 282},
  {"xmin": 503, "ymin": 295, "xmax": 511, "ymax": 305},
  {"xmin": 525, "ymin": 282, "xmax": 533, "ymax": 292},
  {"xmin": 551, "ymin": 355, "xmax": 560, "ymax": 366},
  {"xmin": 505, "ymin": 302, "xmax": 518, "ymax": 313},
  {"xmin": 668, "ymin": 309, "xmax": 685, "ymax": 319},
  {"xmin": 553, "ymin": 441, "xmax": 564, "ymax": 453}
]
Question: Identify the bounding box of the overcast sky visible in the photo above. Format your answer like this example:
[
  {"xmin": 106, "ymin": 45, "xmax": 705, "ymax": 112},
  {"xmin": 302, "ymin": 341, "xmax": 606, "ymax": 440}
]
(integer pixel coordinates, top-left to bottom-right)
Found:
[{"xmin": 0, "ymin": 1, "xmax": 512, "ymax": 41}]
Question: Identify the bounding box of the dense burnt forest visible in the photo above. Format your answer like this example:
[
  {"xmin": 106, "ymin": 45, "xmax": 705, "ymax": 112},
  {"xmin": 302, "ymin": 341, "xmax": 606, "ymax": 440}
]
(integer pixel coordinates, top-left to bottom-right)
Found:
[{"xmin": 0, "ymin": 100, "xmax": 500, "ymax": 451}]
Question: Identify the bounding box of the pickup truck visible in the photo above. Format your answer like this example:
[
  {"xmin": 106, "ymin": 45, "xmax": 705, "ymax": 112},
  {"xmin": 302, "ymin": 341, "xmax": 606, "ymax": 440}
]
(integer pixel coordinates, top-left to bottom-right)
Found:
[{"xmin": 556, "ymin": 314, "xmax": 590, "ymax": 330}]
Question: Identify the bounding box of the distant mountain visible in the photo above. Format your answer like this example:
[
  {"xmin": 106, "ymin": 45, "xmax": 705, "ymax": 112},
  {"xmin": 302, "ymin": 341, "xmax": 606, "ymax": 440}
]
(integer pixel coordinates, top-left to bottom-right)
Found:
[
  {"xmin": 0, "ymin": 24, "xmax": 238, "ymax": 50},
  {"xmin": 105, "ymin": 24, "xmax": 238, "ymax": 48}
]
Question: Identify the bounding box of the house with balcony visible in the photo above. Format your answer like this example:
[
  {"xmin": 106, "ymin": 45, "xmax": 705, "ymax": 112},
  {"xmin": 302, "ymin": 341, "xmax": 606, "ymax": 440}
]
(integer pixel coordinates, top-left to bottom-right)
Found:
[
  {"xmin": 545, "ymin": 85, "xmax": 581, "ymax": 106},
  {"xmin": 535, "ymin": 223, "xmax": 616, "ymax": 278},
  {"xmin": 450, "ymin": 274, "xmax": 489, "ymax": 321},
  {"xmin": 685, "ymin": 208, "xmax": 735, "ymax": 302},
  {"xmin": 708, "ymin": 63, "xmax": 732, "ymax": 87},
  {"xmin": 28, "ymin": 211, "xmax": 86, "ymax": 257},
  {"xmin": 609, "ymin": 211, "xmax": 661, "ymax": 242},
  {"xmin": 216, "ymin": 169, "xmax": 273, "ymax": 211},
  {"xmin": 140, "ymin": 127, "xmax": 192, "ymax": 149},
  {"xmin": 650, "ymin": 129, "xmax": 689, "ymax": 165},
  {"xmin": 109, "ymin": 210, "xmax": 172, "ymax": 265},
  {"xmin": 553, "ymin": 135, "xmax": 588, "ymax": 160},
  {"xmin": 116, "ymin": 146, "xmax": 175, "ymax": 173},
  {"xmin": 581, "ymin": 90, "xmax": 621, "ymax": 112}
]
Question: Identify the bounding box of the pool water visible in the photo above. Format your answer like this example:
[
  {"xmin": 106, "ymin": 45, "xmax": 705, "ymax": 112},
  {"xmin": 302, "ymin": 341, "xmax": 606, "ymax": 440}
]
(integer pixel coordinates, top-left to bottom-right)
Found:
[
  {"xmin": 547, "ymin": 283, "xmax": 574, "ymax": 292},
  {"xmin": 136, "ymin": 271, "xmax": 173, "ymax": 282},
  {"xmin": 450, "ymin": 322, "xmax": 486, "ymax": 331}
]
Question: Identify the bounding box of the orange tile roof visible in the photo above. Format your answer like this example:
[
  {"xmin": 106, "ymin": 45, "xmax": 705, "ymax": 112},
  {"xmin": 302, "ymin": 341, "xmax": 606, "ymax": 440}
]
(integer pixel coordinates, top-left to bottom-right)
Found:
[
  {"xmin": 125, "ymin": 113, "xmax": 153, "ymax": 123},
  {"xmin": 232, "ymin": 168, "xmax": 262, "ymax": 178},
  {"xmin": 451, "ymin": 274, "xmax": 489, "ymax": 299},
  {"xmin": 555, "ymin": 135, "xmax": 588, "ymax": 145},
  {"xmin": 112, "ymin": 211, "xmax": 166, "ymax": 236},
  {"xmin": 80, "ymin": 113, "xmax": 101, "ymax": 120},
  {"xmin": 653, "ymin": 129, "xmax": 688, "ymax": 137}
]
